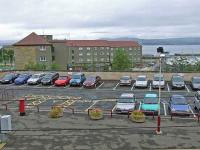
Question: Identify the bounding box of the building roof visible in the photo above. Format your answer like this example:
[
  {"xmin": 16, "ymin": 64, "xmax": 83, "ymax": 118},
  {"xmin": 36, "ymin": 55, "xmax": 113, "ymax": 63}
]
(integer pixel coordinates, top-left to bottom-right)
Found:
[
  {"xmin": 65, "ymin": 40, "xmax": 109, "ymax": 47},
  {"xmin": 107, "ymin": 41, "xmax": 140, "ymax": 47},
  {"xmin": 14, "ymin": 32, "xmax": 51, "ymax": 46}
]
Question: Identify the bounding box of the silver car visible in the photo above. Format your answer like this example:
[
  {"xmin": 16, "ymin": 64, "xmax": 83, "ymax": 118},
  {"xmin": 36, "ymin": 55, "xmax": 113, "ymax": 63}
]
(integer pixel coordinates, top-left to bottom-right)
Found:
[
  {"xmin": 27, "ymin": 73, "xmax": 45, "ymax": 85},
  {"xmin": 119, "ymin": 76, "xmax": 132, "ymax": 86},
  {"xmin": 152, "ymin": 74, "xmax": 165, "ymax": 89},
  {"xmin": 135, "ymin": 75, "xmax": 148, "ymax": 88},
  {"xmin": 115, "ymin": 93, "xmax": 136, "ymax": 113},
  {"xmin": 194, "ymin": 91, "xmax": 200, "ymax": 110},
  {"xmin": 191, "ymin": 76, "xmax": 200, "ymax": 90}
]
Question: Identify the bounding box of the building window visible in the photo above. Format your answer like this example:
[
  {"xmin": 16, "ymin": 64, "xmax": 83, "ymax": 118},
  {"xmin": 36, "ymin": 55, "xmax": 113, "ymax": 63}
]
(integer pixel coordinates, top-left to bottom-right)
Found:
[
  {"xmin": 87, "ymin": 58, "xmax": 91, "ymax": 62},
  {"xmin": 52, "ymin": 56, "xmax": 55, "ymax": 61},
  {"xmin": 106, "ymin": 47, "xmax": 109, "ymax": 50},
  {"xmin": 94, "ymin": 58, "xmax": 97, "ymax": 62},
  {"xmin": 39, "ymin": 56, "xmax": 47, "ymax": 61},
  {"xmin": 100, "ymin": 52, "xmax": 104, "ymax": 55},
  {"xmin": 79, "ymin": 58, "xmax": 83, "ymax": 62},
  {"xmin": 111, "ymin": 48, "xmax": 113, "ymax": 51},
  {"xmin": 129, "ymin": 47, "xmax": 132, "ymax": 50},
  {"xmin": 72, "ymin": 50, "xmax": 74, "ymax": 54},
  {"xmin": 100, "ymin": 58, "xmax": 104, "ymax": 62},
  {"xmin": 106, "ymin": 58, "xmax": 109, "ymax": 62},
  {"xmin": 100, "ymin": 47, "xmax": 104, "ymax": 50},
  {"xmin": 94, "ymin": 52, "xmax": 97, "ymax": 55},
  {"xmin": 106, "ymin": 52, "xmax": 109, "ymax": 55},
  {"xmin": 72, "ymin": 56, "xmax": 74, "ymax": 60},
  {"xmin": 79, "ymin": 53, "xmax": 83, "ymax": 56},
  {"xmin": 79, "ymin": 47, "xmax": 83, "ymax": 50},
  {"xmin": 110, "ymin": 53, "xmax": 113, "ymax": 56},
  {"xmin": 87, "ymin": 53, "xmax": 91, "ymax": 56},
  {"xmin": 129, "ymin": 53, "xmax": 132, "ymax": 55},
  {"xmin": 87, "ymin": 47, "xmax": 90, "ymax": 50},
  {"xmin": 40, "ymin": 46, "xmax": 46, "ymax": 51}
]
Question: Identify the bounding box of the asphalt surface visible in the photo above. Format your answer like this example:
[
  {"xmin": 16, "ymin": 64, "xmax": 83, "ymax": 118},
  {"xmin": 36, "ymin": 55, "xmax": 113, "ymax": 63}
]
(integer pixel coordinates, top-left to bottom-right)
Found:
[{"xmin": 0, "ymin": 81, "xmax": 200, "ymax": 149}]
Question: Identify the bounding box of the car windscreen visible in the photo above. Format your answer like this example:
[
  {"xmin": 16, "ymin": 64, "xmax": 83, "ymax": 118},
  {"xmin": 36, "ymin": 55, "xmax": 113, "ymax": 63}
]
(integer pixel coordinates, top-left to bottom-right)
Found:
[
  {"xmin": 137, "ymin": 77, "xmax": 146, "ymax": 81},
  {"xmin": 144, "ymin": 97, "xmax": 158, "ymax": 104},
  {"xmin": 32, "ymin": 75, "xmax": 40, "ymax": 78},
  {"xmin": 3, "ymin": 74, "xmax": 13, "ymax": 79},
  {"xmin": 173, "ymin": 76, "xmax": 184, "ymax": 82},
  {"xmin": 58, "ymin": 76, "xmax": 66, "ymax": 80},
  {"xmin": 118, "ymin": 98, "xmax": 134, "ymax": 103},
  {"xmin": 72, "ymin": 75, "xmax": 81, "ymax": 79},
  {"xmin": 86, "ymin": 77, "xmax": 96, "ymax": 81},
  {"xmin": 193, "ymin": 78, "xmax": 200, "ymax": 83},
  {"xmin": 121, "ymin": 76, "xmax": 130, "ymax": 80},
  {"xmin": 154, "ymin": 77, "xmax": 164, "ymax": 81},
  {"xmin": 172, "ymin": 96, "xmax": 187, "ymax": 105},
  {"xmin": 43, "ymin": 74, "xmax": 53, "ymax": 79},
  {"xmin": 19, "ymin": 74, "xmax": 27, "ymax": 78}
]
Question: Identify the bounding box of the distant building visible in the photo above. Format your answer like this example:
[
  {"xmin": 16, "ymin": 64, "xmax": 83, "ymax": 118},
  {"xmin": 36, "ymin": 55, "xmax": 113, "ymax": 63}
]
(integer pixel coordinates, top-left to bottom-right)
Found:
[{"xmin": 13, "ymin": 32, "xmax": 142, "ymax": 70}]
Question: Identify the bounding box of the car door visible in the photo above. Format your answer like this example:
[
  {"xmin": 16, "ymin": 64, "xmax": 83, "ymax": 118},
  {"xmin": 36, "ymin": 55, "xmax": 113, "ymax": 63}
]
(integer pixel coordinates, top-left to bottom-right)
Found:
[
  {"xmin": 195, "ymin": 94, "xmax": 200, "ymax": 110},
  {"xmin": 168, "ymin": 97, "xmax": 172, "ymax": 111}
]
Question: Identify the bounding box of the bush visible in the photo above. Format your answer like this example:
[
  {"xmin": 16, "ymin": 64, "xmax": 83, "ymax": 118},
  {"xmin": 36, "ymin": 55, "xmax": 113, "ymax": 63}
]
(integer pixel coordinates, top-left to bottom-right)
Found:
[
  {"xmin": 130, "ymin": 110, "xmax": 145, "ymax": 123},
  {"xmin": 51, "ymin": 62, "xmax": 60, "ymax": 70},
  {"xmin": 49, "ymin": 106, "xmax": 63, "ymax": 118},
  {"xmin": 24, "ymin": 61, "xmax": 46, "ymax": 71},
  {"xmin": 89, "ymin": 108, "xmax": 103, "ymax": 120}
]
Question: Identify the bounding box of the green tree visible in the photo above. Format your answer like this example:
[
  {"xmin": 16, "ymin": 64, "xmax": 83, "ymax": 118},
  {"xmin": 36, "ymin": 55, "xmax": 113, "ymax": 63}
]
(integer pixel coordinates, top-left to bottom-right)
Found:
[
  {"xmin": 51, "ymin": 62, "xmax": 60, "ymax": 70},
  {"xmin": 112, "ymin": 48, "xmax": 131, "ymax": 71}
]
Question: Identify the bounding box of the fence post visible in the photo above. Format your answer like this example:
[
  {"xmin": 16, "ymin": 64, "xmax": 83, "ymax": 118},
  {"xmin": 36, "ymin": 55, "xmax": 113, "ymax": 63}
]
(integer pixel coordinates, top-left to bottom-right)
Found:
[{"xmin": 110, "ymin": 110, "xmax": 112, "ymax": 118}]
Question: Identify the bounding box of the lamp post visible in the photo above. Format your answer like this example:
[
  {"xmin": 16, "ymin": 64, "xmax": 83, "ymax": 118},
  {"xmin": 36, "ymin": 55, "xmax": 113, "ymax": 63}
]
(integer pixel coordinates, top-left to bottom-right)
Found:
[{"xmin": 156, "ymin": 53, "xmax": 165, "ymax": 135}]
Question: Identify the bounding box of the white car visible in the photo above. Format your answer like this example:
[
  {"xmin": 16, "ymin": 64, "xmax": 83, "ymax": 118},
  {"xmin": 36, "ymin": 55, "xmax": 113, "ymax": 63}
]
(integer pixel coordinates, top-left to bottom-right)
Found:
[
  {"xmin": 194, "ymin": 91, "xmax": 200, "ymax": 110},
  {"xmin": 152, "ymin": 74, "xmax": 165, "ymax": 89},
  {"xmin": 27, "ymin": 73, "xmax": 45, "ymax": 85},
  {"xmin": 119, "ymin": 76, "xmax": 132, "ymax": 86},
  {"xmin": 115, "ymin": 93, "xmax": 136, "ymax": 113},
  {"xmin": 135, "ymin": 75, "xmax": 148, "ymax": 88}
]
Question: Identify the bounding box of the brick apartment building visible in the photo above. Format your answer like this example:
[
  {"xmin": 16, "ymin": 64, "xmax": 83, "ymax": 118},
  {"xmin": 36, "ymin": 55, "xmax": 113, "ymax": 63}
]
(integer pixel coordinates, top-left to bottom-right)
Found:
[{"xmin": 14, "ymin": 32, "xmax": 142, "ymax": 70}]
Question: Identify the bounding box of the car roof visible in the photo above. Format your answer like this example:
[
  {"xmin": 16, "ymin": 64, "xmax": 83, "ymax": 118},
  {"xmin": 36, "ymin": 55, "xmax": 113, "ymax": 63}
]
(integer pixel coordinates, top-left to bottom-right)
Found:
[
  {"xmin": 145, "ymin": 93, "xmax": 157, "ymax": 98},
  {"xmin": 193, "ymin": 76, "xmax": 200, "ymax": 79},
  {"xmin": 120, "ymin": 93, "xmax": 134, "ymax": 98},
  {"xmin": 197, "ymin": 91, "xmax": 200, "ymax": 95},
  {"xmin": 138, "ymin": 75, "xmax": 146, "ymax": 78},
  {"xmin": 121, "ymin": 76, "xmax": 130, "ymax": 78},
  {"xmin": 171, "ymin": 94, "xmax": 185, "ymax": 98}
]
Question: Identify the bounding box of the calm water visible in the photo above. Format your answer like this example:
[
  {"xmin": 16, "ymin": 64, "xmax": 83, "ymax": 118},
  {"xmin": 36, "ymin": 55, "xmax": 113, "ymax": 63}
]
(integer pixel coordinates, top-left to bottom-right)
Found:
[{"xmin": 142, "ymin": 45, "xmax": 200, "ymax": 55}]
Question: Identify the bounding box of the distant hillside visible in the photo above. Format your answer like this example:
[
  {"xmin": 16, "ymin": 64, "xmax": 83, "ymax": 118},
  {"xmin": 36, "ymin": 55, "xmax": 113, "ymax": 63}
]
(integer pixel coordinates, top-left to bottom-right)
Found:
[
  {"xmin": 99, "ymin": 37, "xmax": 200, "ymax": 45},
  {"xmin": 0, "ymin": 40, "xmax": 16, "ymax": 46}
]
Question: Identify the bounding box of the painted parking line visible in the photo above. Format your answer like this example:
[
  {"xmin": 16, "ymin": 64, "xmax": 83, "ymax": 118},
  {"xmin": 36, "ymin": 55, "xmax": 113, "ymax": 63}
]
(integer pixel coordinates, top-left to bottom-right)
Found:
[
  {"xmin": 48, "ymin": 85, "xmax": 55, "ymax": 88},
  {"xmin": 189, "ymin": 105, "xmax": 196, "ymax": 118},
  {"xmin": 149, "ymin": 83, "xmax": 152, "ymax": 91},
  {"xmin": 138, "ymin": 102, "xmax": 141, "ymax": 110},
  {"xmin": 167, "ymin": 83, "xmax": 170, "ymax": 92},
  {"xmin": 79, "ymin": 86, "xmax": 84, "ymax": 89},
  {"xmin": 185, "ymin": 85, "xmax": 190, "ymax": 93},
  {"xmin": 162, "ymin": 102, "xmax": 167, "ymax": 116},
  {"xmin": 96, "ymin": 82, "xmax": 104, "ymax": 89},
  {"xmin": 112, "ymin": 104, "xmax": 117, "ymax": 112},
  {"xmin": 131, "ymin": 83, "xmax": 135, "ymax": 91},
  {"xmin": 113, "ymin": 83, "xmax": 119, "ymax": 90},
  {"xmin": 85, "ymin": 100, "xmax": 99, "ymax": 111},
  {"xmin": 61, "ymin": 100, "xmax": 76, "ymax": 107}
]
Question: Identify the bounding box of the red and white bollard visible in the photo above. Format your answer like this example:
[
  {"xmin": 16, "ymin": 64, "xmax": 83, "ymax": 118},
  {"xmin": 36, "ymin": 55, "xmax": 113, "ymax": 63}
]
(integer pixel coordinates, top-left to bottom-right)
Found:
[{"xmin": 19, "ymin": 98, "xmax": 26, "ymax": 116}]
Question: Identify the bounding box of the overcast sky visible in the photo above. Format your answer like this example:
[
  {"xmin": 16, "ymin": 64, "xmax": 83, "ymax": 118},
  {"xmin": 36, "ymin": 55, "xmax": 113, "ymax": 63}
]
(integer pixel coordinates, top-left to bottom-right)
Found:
[{"xmin": 0, "ymin": 0, "xmax": 200, "ymax": 40}]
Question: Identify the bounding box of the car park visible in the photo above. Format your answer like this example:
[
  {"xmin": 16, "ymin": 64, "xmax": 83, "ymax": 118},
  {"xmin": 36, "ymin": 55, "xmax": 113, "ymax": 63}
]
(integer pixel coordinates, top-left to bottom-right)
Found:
[
  {"xmin": 83, "ymin": 76, "xmax": 101, "ymax": 88},
  {"xmin": 191, "ymin": 76, "xmax": 200, "ymax": 90},
  {"xmin": 69, "ymin": 72, "xmax": 86, "ymax": 86},
  {"xmin": 119, "ymin": 76, "xmax": 132, "ymax": 86},
  {"xmin": 41, "ymin": 72, "xmax": 59, "ymax": 85},
  {"xmin": 194, "ymin": 91, "xmax": 200, "ymax": 110},
  {"xmin": 168, "ymin": 95, "xmax": 190, "ymax": 115},
  {"xmin": 14, "ymin": 73, "xmax": 32, "ymax": 85},
  {"xmin": 27, "ymin": 73, "xmax": 45, "ymax": 85},
  {"xmin": 54, "ymin": 76, "xmax": 71, "ymax": 86},
  {"xmin": 141, "ymin": 93, "xmax": 159, "ymax": 113},
  {"xmin": 152, "ymin": 74, "xmax": 165, "ymax": 89},
  {"xmin": 0, "ymin": 73, "xmax": 19, "ymax": 84},
  {"xmin": 135, "ymin": 75, "xmax": 148, "ymax": 88},
  {"xmin": 115, "ymin": 93, "xmax": 136, "ymax": 113},
  {"xmin": 171, "ymin": 75, "xmax": 185, "ymax": 89}
]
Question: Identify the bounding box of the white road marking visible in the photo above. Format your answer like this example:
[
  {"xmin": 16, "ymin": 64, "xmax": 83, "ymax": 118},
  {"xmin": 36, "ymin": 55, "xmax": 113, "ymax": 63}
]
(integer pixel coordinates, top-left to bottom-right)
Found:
[
  {"xmin": 189, "ymin": 105, "xmax": 196, "ymax": 118},
  {"xmin": 185, "ymin": 85, "xmax": 190, "ymax": 93},
  {"xmin": 79, "ymin": 86, "xmax": 84, "ymax": 89},
  {"xmin": 113, "ymin": 83, "xmax": 119, "ymax": 90},
  {"xmin": 138, "ymin": 102, "xmax": 141, "ymax": 110},
  {"xmin": 112, "ymin": 104, "xmax": 117, "ymax": 112},
  {"xmin": 48, "ymin": 85, "xmax": 55, "ymax": 88},
  {"xmin": 96, "ymin": 82, "xmax": 104, "ymax": 89},
  {"xmin": 149, "ymin": 83, "xmax": 152, "ymax": 91},
  {"xmin": 162, "ymin": 102, "xmax": 167, "ymax": 116},
  {"xmin": 131, "ymin": 83, "xmax": 135, "ymax": 91},
  {"xmin": 85, "ymin": 100, "xmax": 99, "ymax": 112},
  {"xmin": 167, "ymin": 83, "xmax": 170, "ymax": 92}
]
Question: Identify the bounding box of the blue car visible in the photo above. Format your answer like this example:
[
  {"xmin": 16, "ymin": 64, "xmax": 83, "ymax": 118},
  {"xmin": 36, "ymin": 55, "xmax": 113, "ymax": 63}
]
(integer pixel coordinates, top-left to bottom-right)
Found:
[
  {"xmin": 168, "ymin": 95, "xmax": 191, "ymax": 115},
  {"xmin": 69, "ymin": 73, "xmax": 86, "ymax": 86},
  {"xmin": 14, "ymin": 73, "xmax": 32, "ymax": 85}
]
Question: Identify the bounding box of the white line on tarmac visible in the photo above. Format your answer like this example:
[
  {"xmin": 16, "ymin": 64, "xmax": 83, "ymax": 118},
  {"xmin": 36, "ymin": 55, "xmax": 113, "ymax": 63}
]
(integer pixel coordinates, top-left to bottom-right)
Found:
[
  {"xmin": 139, "ymin": 102, "xmax": 141, "ymax": 110},
  {"xmin": 185, "ymin": 85, "xmax": 190, "ymax": 93},
  {"xmin": 189, "ymin": 105, "xmax": 196, "ymax": 118},
  {"xmin": 112, "ymin": 104, "xmax": 117, "ymax": 112},
  {"xmin": 79, "ymin": 86, "xmax": 84, "ymax": 89},
  {"xmin": 149, "ymin": 83, "xmax": 152, "ymax": 91},
  {"xmin": 96, "ymin": 82, "xmax": 104, "ymax": 89},
  {"xmin": 162, "ymin": 102, "xmax": 167, "ymax": 116},
  {"xmin": 48, "ymin": 85, "xmax": 55, "ymax": 88},
  {"xmin": 131, "ymin": 83, "xmax": 135, "ymax": 91},
  {"xmin": 85, "ymin": 100, "xmax": 99, "ymax": 112},
  {"xmin": 113, "ymin": 83, "xmax": 119, "ymax": 90},
  {"xmin": 167, "ymin": 83, "xmax": 170, "ymax": 92}
]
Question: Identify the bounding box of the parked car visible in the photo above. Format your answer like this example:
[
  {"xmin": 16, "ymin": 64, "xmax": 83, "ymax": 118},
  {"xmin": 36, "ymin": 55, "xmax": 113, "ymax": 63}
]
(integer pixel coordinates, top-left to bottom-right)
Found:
[
  {"xmin": 141, "ymin": 93, "xmax": 159, "ymax": 114},
  {"xmin": 135, "ymin": 75, "xmax": 148, "ymax": 88},
  {"xmin": 14, "ymin": 73, "xmax": 32, "ymax": 85},
  {"xmin": 171, "ymin": 75, "xmax": 185, "ymax": 89},
  {"xmin": 27, "ymin": 73, "xmax": 45, "ymax": 85},
  {"xmin": 41, "ymin": 72, "xmax": 59, "ymax": 85},
  {"xmin": 83, "ymin": 76, "xmax": 101, "ymax": 88},
  {"xmin": 119, "ymin": 76, "xmax": 132, "ymax": 86},
  {"xmin": 152, "ymin": 74, "xmax": 165, "ymax": 89},
  {"xmin": 194, "ymin": 91, "xmax": 200, "ymax": 110},
  {"xmin": 54, "ymin": 76, "xmax": 71, "ymax": 86},
  {"xmin": 69, "ymin": 72, "xmax": 86, "ymax": 86},
  {"xmin": 0, "ymin": 73, "xmax": 19, "ymax": 84},
  {"xmin": 168, "ymin": 95, "xmax": 190, "ymax": 115},
  {"xmin": 191, "ymin": 76, "xmax": 200, "ymax": 90},
  {"xmin": 115, "ymin": 93, "xmax": 136, "ymax": 113}
]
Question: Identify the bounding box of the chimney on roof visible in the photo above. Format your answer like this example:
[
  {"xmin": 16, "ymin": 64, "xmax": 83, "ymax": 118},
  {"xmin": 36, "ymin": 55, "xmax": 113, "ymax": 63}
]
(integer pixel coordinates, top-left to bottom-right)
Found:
[{"xmin": 39, "ymin": 35, "xmax": 53, "ymax": 41}]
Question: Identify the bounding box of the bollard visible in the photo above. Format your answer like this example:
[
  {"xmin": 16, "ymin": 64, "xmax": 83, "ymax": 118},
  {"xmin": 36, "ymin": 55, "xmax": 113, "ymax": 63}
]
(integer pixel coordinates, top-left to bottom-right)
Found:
[{"xmin": 19, "ymin": 98, "xmax": 25, "ymax": 116}]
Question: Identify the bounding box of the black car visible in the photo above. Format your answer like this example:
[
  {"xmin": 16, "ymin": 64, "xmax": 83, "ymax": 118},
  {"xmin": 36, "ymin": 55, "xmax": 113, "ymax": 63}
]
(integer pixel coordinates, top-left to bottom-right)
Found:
[
  {"xmin": 41, "ymin": 72, "xmax": 59, "ymax": 85},
  {"xmin": 0, "ymin": 73, "xmax": 19, "ymax": 84}
]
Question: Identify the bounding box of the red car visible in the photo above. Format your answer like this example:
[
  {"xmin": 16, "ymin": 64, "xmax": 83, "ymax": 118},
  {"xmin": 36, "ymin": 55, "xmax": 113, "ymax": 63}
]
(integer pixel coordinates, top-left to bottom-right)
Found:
[
  {"xmin": 54, "ymin": 76, "xmax": 71, "ymax": 86},
  {"xmin": 83, "ymin": 76, "xmax": 101, "ymax": 88}
]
